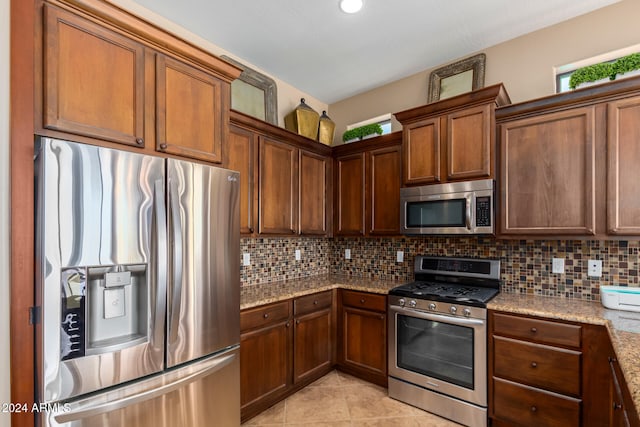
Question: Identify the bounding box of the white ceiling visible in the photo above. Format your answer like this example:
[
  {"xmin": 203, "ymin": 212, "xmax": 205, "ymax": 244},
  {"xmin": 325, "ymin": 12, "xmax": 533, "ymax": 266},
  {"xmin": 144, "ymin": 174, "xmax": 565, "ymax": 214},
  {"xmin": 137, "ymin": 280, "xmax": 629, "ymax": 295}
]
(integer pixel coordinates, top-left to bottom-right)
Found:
[{"xmin": 132, "ymin": 0, "xmax": 621, "ymax": 104}]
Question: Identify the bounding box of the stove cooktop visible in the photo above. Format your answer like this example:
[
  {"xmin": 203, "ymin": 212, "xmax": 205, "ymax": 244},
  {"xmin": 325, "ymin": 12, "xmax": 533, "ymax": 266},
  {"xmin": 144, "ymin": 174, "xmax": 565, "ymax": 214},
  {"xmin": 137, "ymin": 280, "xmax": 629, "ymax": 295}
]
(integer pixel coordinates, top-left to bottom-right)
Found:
[{"xmin": 389, "ymin": 280, "xmax": 500, "ymax": 307}]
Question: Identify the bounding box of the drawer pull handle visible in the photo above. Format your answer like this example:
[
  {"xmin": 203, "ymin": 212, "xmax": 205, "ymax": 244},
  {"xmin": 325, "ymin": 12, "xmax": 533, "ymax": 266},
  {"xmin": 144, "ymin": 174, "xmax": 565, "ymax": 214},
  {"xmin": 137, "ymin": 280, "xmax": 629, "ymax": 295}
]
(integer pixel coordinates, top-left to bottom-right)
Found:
[
  {"xmin": 360, "ymin": 299, "xmax": 366, "ymax": 304},
  {"xmin": 531, "ymin": 362, "xmax": 537, "ymax": 368},
  {"xmin": 530, "ymin": 406, "xmax": 537, "ymax": 413},
  {"xmin": 263, "ymin": 313, "xmax": 269, "ymax": 319},
  {"xmin": 530, "ymin": 327, "xmax": 537, "ymax": 333}
]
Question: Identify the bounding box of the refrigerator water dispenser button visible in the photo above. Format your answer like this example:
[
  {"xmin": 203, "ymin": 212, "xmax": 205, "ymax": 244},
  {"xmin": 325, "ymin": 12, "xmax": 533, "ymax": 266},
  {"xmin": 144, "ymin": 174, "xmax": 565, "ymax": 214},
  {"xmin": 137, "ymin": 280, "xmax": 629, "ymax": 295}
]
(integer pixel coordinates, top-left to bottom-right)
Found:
[
  {"xmin": 104, "ymin": 288, "xmax": 126, "ymax": 319},
  {"xmin": 105, "ymin": 271, "xmax": 132, "ymax": 288}
]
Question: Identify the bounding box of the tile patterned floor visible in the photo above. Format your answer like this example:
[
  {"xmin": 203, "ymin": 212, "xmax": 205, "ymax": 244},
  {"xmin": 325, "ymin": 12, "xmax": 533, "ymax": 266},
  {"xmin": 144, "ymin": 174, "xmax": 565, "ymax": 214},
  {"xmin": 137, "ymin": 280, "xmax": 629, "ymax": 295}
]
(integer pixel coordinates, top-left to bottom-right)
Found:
[{"xmin": 242, "ymin": 371, "xmax": 461, "ymax": 426}]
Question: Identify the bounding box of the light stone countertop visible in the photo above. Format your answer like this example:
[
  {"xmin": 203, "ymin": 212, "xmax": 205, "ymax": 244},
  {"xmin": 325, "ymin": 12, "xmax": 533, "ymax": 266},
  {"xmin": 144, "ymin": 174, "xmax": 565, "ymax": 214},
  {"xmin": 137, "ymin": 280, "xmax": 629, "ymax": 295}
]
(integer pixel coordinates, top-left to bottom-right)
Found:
[{"xmin": 240, "ymin": 275, "xmax": 640, "ymax": 417}]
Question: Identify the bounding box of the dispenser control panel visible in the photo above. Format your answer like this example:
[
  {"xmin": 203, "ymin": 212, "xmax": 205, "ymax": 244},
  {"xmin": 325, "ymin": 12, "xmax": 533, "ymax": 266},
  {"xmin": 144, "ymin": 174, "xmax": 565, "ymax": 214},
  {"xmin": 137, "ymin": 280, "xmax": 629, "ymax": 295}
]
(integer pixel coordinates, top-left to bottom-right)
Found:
[{"xmin": 61, "ymin": 268, "xmax": 86, "ymax": 361}]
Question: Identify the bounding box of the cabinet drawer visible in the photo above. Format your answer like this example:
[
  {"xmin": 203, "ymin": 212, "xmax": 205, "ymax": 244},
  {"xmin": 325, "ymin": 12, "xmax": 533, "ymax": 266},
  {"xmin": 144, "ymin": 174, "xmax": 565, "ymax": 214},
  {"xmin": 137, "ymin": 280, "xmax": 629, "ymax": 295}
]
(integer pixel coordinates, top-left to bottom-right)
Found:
[
  {"xmin": 294, "ymin": 291, "xmax": 332, "ymax": 316},
  {"xmin": 493, "ymin": 336, "xmax": 581, "ymax": 396},
  {"xmin": 241, "ymin": 301, "xmax": 291, "ymax": 332},
  {"xmin": 492, "ymin": 312, "xmax": 581, "ymax": 348},
  {"xmin": 493, "ymin": 378, "xmax": 580, "ymax": 427},
  {"xmin": 341, "ymin": 290, "xmax": 386, "ymax": 312}
]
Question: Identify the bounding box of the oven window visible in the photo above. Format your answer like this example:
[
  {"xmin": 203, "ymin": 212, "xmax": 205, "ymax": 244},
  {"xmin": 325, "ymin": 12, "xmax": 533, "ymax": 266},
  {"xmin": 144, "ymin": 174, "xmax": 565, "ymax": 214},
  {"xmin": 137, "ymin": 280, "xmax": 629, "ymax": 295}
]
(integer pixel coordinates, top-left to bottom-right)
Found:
[
  {"xmin": 396, "ymin": 314, "xmax": 474, "ymax": 389},
  {"xmin": 406, "ymin": 199, "xmax": 465, "ymax": 228}
]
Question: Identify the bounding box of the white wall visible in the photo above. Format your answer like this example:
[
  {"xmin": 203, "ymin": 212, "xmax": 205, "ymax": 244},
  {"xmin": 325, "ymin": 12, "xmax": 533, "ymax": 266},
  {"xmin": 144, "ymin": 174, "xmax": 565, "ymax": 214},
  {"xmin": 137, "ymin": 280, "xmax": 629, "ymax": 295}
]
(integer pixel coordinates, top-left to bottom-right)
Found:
[{"xmin": 0, "ymin": 0, "xmax": 11, "ymax": 424}]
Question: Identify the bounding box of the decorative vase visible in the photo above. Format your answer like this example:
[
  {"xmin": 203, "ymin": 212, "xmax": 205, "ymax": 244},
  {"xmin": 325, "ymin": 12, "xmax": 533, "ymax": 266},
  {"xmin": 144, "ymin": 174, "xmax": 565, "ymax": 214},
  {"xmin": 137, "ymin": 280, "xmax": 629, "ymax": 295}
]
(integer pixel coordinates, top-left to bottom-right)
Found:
[
  {"xmin": 317, "ymin": 111, "xmax": 335, "ymax": 145},
  {"xmin": 284, "ymin": 98, "xmax": 320, "ymax": 140}
]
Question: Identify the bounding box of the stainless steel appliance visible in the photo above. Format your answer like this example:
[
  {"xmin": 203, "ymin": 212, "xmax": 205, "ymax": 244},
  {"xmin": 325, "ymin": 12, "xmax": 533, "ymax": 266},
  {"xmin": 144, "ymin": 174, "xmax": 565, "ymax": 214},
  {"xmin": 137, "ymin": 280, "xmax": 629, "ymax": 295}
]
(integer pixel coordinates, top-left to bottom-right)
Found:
[
  {"xmin": 34, "ymin": 138, "xmax": 240, "ymax": 426},
  {"xmin": 400, "ymin": 179, "xmax": 494, "ymax": 235},
  {"xmin": 388, "ymin": 256, "xmax": 501, "ymax": 427}
]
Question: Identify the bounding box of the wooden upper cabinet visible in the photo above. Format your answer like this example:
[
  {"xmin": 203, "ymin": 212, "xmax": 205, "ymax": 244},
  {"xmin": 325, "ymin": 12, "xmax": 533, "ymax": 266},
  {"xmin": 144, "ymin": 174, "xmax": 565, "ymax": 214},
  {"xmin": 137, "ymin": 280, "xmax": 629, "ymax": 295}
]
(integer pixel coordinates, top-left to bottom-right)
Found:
[
  {"xmin": 499, "ymin": 107, "xmax": 596, "ymax": 235},
  {"xmin": 227, "ymin": 124, "xmax": 257, "ymax": 235},
  {"xmin": 608, "ymin": 95, "xmax": 640, "ymax": 235},
  {"xmin": 396, "ymin": 84, "xmax": 510, "ymax": 186},
  {"xmin": 156, "ymin": 55, "xmax": 225, "ymax": 163},
  {"xmin": 259, "ymin": 137, "xmax": 298, "ymax": 235},
  {"xmin": 299, "ymin": 150, "xmax": 329, "ymax": 235},
  {"xmin": 403, "ymin": 118, "xmax": 440, "ymax": 185},
  {"xmin": 368, "ymin": 146, "xmax": 401, "ymax": 235},
  {"xmin": 335, "ymin": 153, "xmax": 366, "ymax": 236},
  {"xmin": 447, "ymin": 104, "xmax": 492, "ymax": 180},
  {"xmin": 43, "ymin": 4, "xmax": 145, "ymax": 146}
]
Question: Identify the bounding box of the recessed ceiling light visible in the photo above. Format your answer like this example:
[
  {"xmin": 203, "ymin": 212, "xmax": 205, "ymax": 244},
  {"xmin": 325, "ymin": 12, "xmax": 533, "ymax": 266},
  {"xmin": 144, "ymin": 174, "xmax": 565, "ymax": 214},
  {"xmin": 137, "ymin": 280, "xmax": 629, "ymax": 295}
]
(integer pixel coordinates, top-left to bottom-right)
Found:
[{"xmin": 339, "ymin": 0, "xmax": 363, "ymax": 14}]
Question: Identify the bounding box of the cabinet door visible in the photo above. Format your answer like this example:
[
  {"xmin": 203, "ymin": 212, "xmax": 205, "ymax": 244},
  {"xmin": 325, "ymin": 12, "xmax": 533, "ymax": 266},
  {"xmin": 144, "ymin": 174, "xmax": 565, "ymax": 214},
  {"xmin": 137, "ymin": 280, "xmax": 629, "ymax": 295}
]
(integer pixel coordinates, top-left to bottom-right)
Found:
[
  {"xmin": 403, "ymin": 118, "xmax": 441, "ymax": 185},
  {"xmin": 500, "ymin": 107, "xmax": 596, "ymax": 235},
  {"xmin": 240, "ymin": 321, "xmax": 292, "ymax": 412},
  {"xmin": 227, "ymin": 125, "xmax": 257, "ymax": 235},
  {"xmin": 368, "ymin": 146, "xmax": 401, "ymax": 235},
  {"xmin": 43, "ymin": 5, "xmax": 145, "ymax": 146},
  {"xmin": 259, "ymin": 137, "xmax": 298, "ymax": 234},
  {"xmin": 339, "ymin": 306, "xmax": 387, "ymax": 380},
  {"xmin": 608, "ymin": 95, "xmax": 640, "ymax": 235},
  {"xmin": 156, "ymin": 55, "xmax": 225, "ymax": 163},
  {"xmin": 293, "ymin": 308, "xmax": 332, "ymax": 384},
  {"xmin": 299, "ymin": 150, "xmax": 329, "ymax": 235},
  {"xmin": 335, "ymin": 153, "xmax": 366, "ymax": 236},
  {"xmin": 447, "ymin": 104, "xmax": 492, "ymax": 180}
]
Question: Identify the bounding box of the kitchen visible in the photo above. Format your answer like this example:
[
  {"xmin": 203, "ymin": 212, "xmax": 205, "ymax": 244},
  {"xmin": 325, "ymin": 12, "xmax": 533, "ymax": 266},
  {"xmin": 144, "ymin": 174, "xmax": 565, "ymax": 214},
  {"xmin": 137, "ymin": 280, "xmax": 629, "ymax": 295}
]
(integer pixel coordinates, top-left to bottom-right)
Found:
[{"xmin": 4, "ymin": 0, "xmax": 640, "ymax": 426}]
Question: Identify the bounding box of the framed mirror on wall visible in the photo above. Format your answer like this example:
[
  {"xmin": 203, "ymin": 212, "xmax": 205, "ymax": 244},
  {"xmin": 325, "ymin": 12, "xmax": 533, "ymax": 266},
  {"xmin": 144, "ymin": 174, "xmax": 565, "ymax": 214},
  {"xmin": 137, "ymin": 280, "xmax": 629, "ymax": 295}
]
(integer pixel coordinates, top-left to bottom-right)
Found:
[
  {"xmin": 427, "ymin": 53, "xmax": 486, "ymax": 103},
  {"xmin": 222, "ymin": 55, "xmax": 278, "ymax": 125}
]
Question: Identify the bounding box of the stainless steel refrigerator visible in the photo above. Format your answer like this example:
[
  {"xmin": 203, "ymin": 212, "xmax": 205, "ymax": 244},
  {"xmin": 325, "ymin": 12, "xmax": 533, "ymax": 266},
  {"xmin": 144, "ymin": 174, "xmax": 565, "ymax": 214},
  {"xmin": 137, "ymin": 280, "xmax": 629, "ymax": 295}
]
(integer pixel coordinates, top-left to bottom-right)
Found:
[{"xmin": 34, "ymin": 137, "xmax": 240, "ymax": 426}]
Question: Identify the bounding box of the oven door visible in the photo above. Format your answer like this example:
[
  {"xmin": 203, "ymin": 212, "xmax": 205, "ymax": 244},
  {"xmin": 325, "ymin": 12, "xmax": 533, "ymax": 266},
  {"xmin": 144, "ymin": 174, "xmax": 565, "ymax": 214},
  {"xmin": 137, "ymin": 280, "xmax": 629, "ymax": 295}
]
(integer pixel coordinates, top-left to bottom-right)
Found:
[{"xmin": 388, "ymin": 305, "xmax": 487, "ymax": 406}]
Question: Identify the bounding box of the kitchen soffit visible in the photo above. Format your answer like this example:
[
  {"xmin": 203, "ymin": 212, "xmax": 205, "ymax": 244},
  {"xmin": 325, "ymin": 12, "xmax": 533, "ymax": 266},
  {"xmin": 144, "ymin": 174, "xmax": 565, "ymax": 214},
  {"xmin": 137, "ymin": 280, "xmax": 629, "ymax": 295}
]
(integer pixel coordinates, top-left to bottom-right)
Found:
[{"xmin": 129, "ymin": 0, "xmax": 621, "ymax": 104}]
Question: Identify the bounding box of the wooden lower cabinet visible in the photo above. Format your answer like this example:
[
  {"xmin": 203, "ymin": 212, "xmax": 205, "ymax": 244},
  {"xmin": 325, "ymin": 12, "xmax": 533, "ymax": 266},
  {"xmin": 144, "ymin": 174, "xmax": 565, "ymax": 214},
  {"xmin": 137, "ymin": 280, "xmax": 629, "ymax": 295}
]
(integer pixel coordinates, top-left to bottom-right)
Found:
[
  {"xmin": 337, "ymin": 290, "xmax": 387, "ymax": 386},
  {"xmin": 240, "ymin": 291, "xmax": 334, "ymax": 423}
]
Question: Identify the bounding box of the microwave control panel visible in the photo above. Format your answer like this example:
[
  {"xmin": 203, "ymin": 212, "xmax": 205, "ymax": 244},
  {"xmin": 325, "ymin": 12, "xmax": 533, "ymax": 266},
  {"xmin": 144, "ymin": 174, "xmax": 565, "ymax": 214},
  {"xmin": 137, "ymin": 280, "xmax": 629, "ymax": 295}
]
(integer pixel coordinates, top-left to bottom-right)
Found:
[{"xmin": 475, "ymin": 196, "xmax": 491, "ymax": 227}]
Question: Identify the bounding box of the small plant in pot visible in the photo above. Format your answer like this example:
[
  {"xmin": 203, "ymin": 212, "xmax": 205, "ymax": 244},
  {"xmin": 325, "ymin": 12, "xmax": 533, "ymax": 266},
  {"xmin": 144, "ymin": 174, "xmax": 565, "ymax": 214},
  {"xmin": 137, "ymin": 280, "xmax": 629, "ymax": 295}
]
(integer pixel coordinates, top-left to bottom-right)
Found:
[
  {"xmin": 612, "ymin": 52, "xmax": 640, "ymax": 77},
  {"xmin": 342, "ymin": 123, "xmax": 383, "ymax": 143},
  {"xmin": 569, "ymin": 52, "xmax": 640, "ymax": 90}
]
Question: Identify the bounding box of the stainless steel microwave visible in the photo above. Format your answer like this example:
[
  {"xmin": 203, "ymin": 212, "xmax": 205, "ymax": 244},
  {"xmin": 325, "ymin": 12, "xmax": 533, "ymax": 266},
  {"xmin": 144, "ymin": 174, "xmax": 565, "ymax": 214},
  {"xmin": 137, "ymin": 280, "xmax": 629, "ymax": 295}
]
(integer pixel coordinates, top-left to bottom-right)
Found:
[{"xmin": 400, "ymin": 179, "xmax": 494, "ymax": 235}]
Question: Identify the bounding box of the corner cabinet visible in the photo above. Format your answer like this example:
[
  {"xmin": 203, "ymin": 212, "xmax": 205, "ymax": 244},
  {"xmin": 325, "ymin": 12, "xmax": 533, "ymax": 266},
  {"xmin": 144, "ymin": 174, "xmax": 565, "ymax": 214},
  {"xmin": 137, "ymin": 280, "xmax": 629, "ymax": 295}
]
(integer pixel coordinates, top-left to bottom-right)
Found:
[
  {"xmin": 228, "ymin": 110, "xmax": 332, "ymax": 237},
  {"xmin": 497, "ymin": 77, "xmax": 640, "ymax": 239},
  {"xmin": 39, "ymin": 1, "xmax": 240, "ymax": 162},
  {"xmin": 395, "ymin": 84, "xmax": 511, "ymax": 186},
  {"xmin": 333, "ymin": 133, "xmax": 402, "ymax": 236}
]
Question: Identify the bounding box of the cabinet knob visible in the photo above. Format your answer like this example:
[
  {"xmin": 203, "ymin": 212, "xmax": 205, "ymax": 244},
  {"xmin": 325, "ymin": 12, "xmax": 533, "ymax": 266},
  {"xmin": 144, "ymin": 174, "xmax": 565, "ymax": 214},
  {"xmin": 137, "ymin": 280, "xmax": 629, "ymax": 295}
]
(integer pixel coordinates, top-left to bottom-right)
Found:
[
  {"xmin": 263, "ymin": 313, "xmax": 269, "ymax": 319},
  {"xmin": 249, "ymin": 227, "xmax": 254, "ymax": 234},
  {"xmin": 296, "ymin": 320, "xmax": 300, "ymax": 325},
  {"xmin": 313, "ymin": 300, "xmax": 318, "ymax": 305},
  {"xmin": 379, "ymin": 315, "xmax": 384, "ymax": 320},
  {"xmin": 160, "ymin": 143, "xmax": 168, "ymax": 150},
  {"xmin": 531, "ymin": 362, "xmax": 537, "ymax": 368},
  {"xmin": 135, "ymin": 137, "xmax": 144, "ymax": 145},
  {"xmin": 530, "ymin": 327, "xmax": 537, "ymax": 333},
  {"xmin": 360, "ymin": 299, "xmax": 366, "ymax": 304},
  {"xmin": 286, "ymin": 321, "xmax": 290, "ymax": 328},
  {"xmin": 613, "ymin": 402, "xmax": 623, "ymax": 410},
  {"xmin": 530, "ymin": 406, "xmax": 537, "ymax": 413}
]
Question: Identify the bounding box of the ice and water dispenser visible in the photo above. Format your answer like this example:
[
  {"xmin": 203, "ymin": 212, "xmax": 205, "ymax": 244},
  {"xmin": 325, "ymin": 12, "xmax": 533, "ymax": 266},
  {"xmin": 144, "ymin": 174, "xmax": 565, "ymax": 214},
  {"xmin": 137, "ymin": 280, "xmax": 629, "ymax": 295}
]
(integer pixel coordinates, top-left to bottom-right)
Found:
[{"xmin": 60, "ymin": 264, "xmax": 148, "ymax": 361}]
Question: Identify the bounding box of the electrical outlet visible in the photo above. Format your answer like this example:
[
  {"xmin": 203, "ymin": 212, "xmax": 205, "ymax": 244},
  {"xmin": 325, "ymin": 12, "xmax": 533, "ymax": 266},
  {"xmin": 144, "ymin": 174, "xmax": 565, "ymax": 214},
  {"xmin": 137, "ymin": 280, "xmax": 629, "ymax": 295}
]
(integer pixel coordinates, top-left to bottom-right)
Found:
[
  {"xmin": 345, "ymin": 249, "xmax": 351, "ymax": 260},
  {"xmin": 588, "ymin": 259, "xmax": 602, "ymax": 277},
  {"xmin": 552, "ymin": 258, "xmax": 565, "ymax": 274},
  {"xmin": 397, "ymin": 251, "xmax": 404, "ymax": 263},
  {"xmin": 242, "ymin": 253, "xmax": 251, "ymax": 266},
  {"xmin": 295, "ymin": 249, "xmax": 301, "ymax": 261}
]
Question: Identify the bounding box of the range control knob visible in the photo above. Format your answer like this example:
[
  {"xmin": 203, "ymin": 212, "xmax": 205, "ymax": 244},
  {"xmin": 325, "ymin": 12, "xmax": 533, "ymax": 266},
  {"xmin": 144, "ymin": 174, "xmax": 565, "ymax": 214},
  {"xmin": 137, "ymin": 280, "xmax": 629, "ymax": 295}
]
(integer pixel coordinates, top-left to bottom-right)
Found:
[
  {"xmin": 398, "ymin": 298, "xmax": 406, "ymax": 306},
  {"xmin": 428, "ymin": 303, "xmax": 437, "ymax": 311},
  {"xmin": 450, "ymin": 306, "xmax": 457, "ymax": 315},
  {"xmin": 463, "ymin": 308, "xmax": 472, "ymax": 317},
  {"xmin": 409, "ymin": 300, "xmax": 417, "ymax": 308}
]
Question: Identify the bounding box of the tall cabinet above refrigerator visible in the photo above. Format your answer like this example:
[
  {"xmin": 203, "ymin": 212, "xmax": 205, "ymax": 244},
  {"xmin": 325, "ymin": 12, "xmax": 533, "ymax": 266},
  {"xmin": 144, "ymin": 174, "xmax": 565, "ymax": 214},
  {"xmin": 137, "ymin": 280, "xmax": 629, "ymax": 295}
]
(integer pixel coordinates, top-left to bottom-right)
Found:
[{"xmin": 35, "ymin": 138, "xmax": 241, "ymax": 426}]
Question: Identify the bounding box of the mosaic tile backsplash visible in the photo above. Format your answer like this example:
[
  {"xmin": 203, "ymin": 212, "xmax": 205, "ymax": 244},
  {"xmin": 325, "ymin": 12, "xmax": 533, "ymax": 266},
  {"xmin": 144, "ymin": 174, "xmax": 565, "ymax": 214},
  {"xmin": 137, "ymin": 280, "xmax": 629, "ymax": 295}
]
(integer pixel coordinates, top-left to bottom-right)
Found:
[{"xmin": 241, "ymin": 237, "xmax": 640, "ymax": 302}]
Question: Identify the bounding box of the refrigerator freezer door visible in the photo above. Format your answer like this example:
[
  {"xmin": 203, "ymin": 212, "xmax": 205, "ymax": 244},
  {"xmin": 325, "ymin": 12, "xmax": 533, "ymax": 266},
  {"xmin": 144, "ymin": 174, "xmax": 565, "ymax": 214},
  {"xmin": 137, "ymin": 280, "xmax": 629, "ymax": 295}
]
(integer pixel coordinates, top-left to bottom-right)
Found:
[
  {"xmin": 42, "ymin": 346, "xmax": 240, "ymax": 427},
  {"xmin": 35, "ymin": 138, "xmax": 167, "ymax": 402},
  {"xmin": 166, "ymin": 159, "xmax": 240, "ymax": 367}
]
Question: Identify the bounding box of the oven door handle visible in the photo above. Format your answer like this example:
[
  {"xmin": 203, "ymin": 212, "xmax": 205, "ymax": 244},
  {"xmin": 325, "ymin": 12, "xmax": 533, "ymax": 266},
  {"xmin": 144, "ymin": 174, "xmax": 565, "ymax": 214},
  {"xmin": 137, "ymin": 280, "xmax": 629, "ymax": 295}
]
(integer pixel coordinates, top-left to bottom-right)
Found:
[{"xmin": 391, "ymin": 305, "xmax": 485, "ymax": 327}]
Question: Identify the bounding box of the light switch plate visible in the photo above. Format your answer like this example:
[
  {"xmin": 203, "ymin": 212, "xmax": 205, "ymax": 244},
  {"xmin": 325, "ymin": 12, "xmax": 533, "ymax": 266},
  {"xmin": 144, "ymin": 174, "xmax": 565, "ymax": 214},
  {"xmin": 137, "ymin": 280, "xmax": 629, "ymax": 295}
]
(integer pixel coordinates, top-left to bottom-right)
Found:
[
  {"xmin": 397, "ymin": 251, "xmax": 404, "ymax": 263},
  {"xmin": 552, "ymin": 258, "xmax": 564, "ymax": 274},
  {"xmin": 588, "ymin": 259, "xmax": 602, "ymax": 277},
  {"xmin": 345, "ymin": 249, "xmax": 351, "ymax": 260},
  {"xmin": 242, "ymin": 253, "xmax": 251, "ymax": 266},
  {"xmin": 295, "ymin": 249, "xmax": 301, "ymax": 261}
]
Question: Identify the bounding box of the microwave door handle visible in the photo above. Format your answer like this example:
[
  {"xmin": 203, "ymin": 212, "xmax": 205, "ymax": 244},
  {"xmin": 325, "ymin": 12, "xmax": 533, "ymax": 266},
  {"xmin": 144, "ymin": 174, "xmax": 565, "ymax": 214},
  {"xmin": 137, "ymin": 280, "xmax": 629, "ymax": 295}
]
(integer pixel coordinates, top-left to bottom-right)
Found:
[
  {"xmin": 168, "ymin": 180, "xmax": 183, "ymax": 343},
  {"xmin": 465, "ymin": 195, "xmax": 472, "ymax": 230}
]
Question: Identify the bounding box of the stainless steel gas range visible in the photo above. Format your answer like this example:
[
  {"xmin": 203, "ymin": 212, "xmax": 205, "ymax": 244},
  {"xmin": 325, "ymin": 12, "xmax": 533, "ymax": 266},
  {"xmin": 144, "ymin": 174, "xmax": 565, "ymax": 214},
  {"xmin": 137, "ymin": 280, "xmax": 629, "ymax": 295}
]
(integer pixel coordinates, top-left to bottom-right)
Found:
[{"xmin": 388, "ymin": 256, "xmax": 501, "ymax": 427}]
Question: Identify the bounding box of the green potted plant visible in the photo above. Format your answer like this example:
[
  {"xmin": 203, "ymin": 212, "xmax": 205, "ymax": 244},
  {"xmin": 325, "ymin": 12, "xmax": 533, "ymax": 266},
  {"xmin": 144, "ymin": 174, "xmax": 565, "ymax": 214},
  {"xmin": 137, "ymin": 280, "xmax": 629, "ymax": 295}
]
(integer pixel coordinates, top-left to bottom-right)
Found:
[
  {"xmin": 342, "ymin": 123, "xmax": 383, "ymax": 143},
  {"xmin": 568, "ymin": 62, "xmax": 615, "ymax": 90},
  {"xmin": 612, "ymin": 52, "xmax": 640, "ymax": 77}
]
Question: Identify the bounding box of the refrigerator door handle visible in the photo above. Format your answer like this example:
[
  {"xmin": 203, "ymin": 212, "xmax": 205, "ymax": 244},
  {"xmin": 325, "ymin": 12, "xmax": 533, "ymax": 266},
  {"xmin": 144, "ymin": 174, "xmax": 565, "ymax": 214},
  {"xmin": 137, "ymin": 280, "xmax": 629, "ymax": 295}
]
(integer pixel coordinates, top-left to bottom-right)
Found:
[
  {"xmin": 153, "ymin": 179, "xmax": 168, "ymax": 349},
  {"xmin": 168, "ymin": 180, "xmax": 184, "ymax": 343},
  {"xmin": 53, "ymin": 352, "xmax": 237, "ymax": 424}
]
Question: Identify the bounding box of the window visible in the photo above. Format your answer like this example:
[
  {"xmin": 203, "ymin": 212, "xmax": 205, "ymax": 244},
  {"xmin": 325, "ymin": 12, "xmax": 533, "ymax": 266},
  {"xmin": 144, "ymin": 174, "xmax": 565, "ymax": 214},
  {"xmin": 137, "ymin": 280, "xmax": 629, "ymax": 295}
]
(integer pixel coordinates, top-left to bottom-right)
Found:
[
  {"xmin": 346, "ymin": 113, "xmax": 392, "ymax": 135},
  {"xmin": 555, "ymin": 44, "xmax": 640, "ymax": 93}
]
